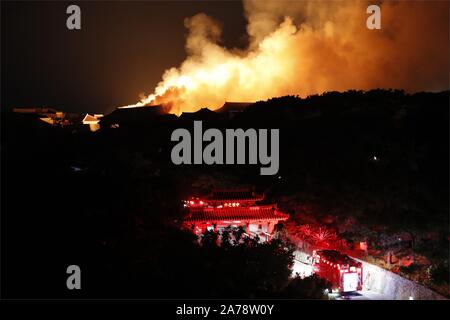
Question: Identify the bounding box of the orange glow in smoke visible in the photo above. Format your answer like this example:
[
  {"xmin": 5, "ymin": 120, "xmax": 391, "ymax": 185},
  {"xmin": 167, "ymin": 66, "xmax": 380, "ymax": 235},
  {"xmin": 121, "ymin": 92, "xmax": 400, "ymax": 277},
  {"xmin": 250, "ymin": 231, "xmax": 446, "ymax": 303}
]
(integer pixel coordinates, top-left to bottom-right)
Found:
[{"xmin": 121, "ymin": 0, "xmax": 449, "ymax": 115}]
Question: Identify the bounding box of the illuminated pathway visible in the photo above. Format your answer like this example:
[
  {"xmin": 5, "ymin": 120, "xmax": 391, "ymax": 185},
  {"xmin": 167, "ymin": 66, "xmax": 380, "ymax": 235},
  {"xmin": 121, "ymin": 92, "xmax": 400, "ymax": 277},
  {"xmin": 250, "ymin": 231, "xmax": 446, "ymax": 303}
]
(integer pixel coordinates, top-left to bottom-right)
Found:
[
  {"xmin": 334, "ymin": 290, "xmax": 390, "ymax": 300},
  {"xmin": 292, "ymin": 250, "xmax": 446, "ymax": 300},
  {"xmin": 291, "ymin": 258, "xmax": 314, "ymax": 278}
]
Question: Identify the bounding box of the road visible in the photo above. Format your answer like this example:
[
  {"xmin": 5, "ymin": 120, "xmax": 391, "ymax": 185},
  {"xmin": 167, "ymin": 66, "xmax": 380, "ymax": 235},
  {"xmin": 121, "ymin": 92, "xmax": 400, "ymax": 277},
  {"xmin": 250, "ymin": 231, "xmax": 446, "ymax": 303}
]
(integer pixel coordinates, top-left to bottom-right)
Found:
[
  {"xmin": 292, "ymin": 250, "xmax": 397, "ymax": 300},
  {"xmin": 291, "ymin": 258, "xmax": 393, "ymax": 300},
  {"xmin": 291, "ymin": 259, "xmax": 314, "ymax": 278},
  {"xmin": 334, "ymin": 290, "xmax": 391, "ymax": 300},
  {"xmin": 291, "ymin": 248, "xmax": 445, "ymax": 300}
]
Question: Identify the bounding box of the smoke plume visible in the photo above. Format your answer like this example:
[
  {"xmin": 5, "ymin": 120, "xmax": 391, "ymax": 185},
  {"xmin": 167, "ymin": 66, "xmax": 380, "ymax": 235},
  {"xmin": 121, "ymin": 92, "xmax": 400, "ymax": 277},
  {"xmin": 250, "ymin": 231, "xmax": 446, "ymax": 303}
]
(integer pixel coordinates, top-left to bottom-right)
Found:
[{"xmin": 125, "ymin": 0, "xmax": 449, "ymax": 114}]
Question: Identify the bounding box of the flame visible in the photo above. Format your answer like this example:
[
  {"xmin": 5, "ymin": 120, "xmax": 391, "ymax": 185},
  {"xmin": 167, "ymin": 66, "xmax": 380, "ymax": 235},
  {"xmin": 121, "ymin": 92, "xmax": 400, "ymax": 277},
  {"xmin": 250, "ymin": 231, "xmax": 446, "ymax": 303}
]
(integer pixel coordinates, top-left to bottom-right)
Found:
[{"xmin": 122, "ymin": 0, "xmax": 449, "ymax": 115}]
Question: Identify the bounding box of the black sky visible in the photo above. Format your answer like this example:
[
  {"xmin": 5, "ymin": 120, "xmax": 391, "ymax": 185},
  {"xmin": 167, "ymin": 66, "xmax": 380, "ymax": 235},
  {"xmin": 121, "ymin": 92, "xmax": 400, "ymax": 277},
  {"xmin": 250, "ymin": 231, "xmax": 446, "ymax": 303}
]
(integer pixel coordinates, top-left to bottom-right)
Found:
[{"xmin": 1, "ymin": 1, "xmax": 247, "ymax": 114}]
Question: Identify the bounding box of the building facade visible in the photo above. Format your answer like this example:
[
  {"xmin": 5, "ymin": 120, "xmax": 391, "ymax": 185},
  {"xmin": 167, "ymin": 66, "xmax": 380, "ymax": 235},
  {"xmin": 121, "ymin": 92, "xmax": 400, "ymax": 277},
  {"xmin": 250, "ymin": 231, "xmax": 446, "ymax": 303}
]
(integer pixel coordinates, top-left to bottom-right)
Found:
[{"xmin": 182, "ymin": 188, "xmax": 289, "ymax": 242}]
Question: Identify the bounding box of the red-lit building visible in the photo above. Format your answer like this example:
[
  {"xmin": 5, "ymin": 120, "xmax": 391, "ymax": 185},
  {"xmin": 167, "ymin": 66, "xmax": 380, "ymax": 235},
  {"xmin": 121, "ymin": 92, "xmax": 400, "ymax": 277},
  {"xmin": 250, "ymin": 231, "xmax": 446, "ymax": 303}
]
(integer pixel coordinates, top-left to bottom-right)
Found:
[{"xmin": 182, "ymin": 188, "xmax": 289, "ymax": 242}]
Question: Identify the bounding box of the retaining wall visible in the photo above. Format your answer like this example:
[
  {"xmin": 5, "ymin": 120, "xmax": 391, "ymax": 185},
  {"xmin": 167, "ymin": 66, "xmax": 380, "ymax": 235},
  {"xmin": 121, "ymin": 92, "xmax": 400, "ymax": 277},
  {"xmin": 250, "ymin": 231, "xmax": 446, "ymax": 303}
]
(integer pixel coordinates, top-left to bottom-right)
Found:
[{"xmin": 352, "ymin": 257, "xmax": 447, "ymax": 300}]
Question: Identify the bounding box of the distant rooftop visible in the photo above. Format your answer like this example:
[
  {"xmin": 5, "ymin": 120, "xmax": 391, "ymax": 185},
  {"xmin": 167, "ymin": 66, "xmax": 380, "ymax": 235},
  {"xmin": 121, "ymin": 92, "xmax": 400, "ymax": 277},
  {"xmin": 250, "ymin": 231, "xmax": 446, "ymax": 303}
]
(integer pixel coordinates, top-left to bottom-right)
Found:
[
  {"xmin": 100, "ymin": 105, "xmax": 171, "ymax": 126},
  {"xmin": 82, "ymin": 113, "xmax": 103, "ymax": 124},
  {"xmin": 215, "ymin": 102, "xmax": 253, "ymax": 113},
  {"xmin": 179, "ymin": 107, "xmax": 219, "ymax": 121},
  {"xmin": 12, "ymin": 107, "xmax": 59, "ymax": 114},
  {"xmin": 184, "ymin": 205, "xmax": 288, "ymax": 223}
]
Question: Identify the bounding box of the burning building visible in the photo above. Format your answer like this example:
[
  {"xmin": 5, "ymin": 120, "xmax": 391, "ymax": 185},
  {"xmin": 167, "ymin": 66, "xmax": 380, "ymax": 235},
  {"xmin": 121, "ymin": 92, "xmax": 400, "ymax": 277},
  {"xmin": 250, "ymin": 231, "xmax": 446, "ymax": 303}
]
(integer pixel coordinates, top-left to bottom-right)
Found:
[
  {"xmin": 182, "ymin": 188, "xmax": 289, "ymax": 242},
  {"xmin": 82, "ymin": 113, "xmax": 103, "ymax": 132}
]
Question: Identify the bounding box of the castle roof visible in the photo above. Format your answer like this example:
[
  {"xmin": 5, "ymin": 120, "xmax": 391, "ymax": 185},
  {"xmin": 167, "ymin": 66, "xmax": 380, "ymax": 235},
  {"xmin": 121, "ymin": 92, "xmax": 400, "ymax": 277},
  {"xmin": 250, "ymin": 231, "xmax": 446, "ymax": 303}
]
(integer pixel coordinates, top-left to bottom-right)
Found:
[{"xmin": 184, "ymin": 205, "xmax": 288, "ymax": 223}]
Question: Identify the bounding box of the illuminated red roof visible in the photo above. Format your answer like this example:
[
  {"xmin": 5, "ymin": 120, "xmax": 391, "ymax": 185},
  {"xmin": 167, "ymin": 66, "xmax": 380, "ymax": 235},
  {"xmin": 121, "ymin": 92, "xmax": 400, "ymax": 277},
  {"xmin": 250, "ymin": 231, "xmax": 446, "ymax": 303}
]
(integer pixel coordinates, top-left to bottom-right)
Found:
[{"xmin": 184, "ymin": 205, "xmax": 289, "ymax": 223}]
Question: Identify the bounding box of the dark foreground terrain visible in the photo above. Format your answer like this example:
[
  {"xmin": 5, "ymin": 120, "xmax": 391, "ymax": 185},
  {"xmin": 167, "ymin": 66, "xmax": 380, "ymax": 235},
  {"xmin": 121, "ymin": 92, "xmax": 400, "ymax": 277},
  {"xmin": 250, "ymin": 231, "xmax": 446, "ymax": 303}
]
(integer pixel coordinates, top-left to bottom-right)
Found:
[{"xmin": 1, "ymin": 89, "xmax": 448, "ymax": 298}]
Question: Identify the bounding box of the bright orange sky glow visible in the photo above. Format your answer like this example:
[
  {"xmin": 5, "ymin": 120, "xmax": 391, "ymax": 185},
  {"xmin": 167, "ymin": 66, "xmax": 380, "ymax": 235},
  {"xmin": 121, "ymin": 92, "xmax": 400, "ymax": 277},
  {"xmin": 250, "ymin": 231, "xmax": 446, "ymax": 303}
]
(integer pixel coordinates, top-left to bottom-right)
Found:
[{"xmin": 122, "ymin": 0, "xmax": 449, "ymax": 115}]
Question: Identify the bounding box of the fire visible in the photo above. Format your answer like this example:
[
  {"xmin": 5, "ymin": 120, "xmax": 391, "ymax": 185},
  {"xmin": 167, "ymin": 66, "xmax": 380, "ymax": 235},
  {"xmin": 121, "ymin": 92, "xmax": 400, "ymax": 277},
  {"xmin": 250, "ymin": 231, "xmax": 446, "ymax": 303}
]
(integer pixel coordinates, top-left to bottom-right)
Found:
[
  {"xmin": 122, "ymin": 16, "xmax": 298, "ymax": 114},
  {"xmin": 122, "ymin": 0, "xmax": 449, "ymax": 115}
]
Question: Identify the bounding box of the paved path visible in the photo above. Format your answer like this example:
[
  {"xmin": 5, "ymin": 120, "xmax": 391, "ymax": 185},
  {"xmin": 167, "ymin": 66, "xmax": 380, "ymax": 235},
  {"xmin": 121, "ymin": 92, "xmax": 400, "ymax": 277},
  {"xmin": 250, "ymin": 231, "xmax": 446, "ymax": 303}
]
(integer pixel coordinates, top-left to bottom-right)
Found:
[
  {"xmin": 292, "ymin": 248, "xmax": 446, "ymax": 300},
  {"xmin": 334, "ymin": 290, "xmax": 391, "ymax": 300}
]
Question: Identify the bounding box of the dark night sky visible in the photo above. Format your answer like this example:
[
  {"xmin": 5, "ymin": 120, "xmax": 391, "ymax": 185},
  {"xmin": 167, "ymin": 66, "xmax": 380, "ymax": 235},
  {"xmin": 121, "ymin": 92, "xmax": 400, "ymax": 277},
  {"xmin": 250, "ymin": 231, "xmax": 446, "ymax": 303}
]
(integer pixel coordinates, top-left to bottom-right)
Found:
[{"xmin": 1, "ymin": 1, "xmax": 247, "ymax": 114}]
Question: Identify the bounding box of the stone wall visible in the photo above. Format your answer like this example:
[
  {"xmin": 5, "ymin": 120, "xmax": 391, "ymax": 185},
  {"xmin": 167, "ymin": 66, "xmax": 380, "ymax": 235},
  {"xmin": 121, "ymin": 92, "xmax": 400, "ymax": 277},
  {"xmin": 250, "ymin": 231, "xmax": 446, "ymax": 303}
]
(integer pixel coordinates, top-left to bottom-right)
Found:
[{"xmin": 352, "ymin": 257, "xmax": 446, "ymax": 300}]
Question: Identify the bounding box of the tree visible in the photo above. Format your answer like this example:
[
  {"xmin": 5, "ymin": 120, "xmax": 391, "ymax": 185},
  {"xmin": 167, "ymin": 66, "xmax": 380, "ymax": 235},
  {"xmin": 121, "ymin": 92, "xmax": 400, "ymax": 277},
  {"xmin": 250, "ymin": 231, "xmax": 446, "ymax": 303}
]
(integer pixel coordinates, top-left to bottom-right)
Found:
[
  {"xmin": 281, "ymin": 274, "xmax": 330, "ymax": 299},
  {"xmin": 232, "ymin": 226, "xmax": 246, "ymax": 244},
  {"xmin": 201, "ymin": 229, "xmax": 219, "ymax": 248}
]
